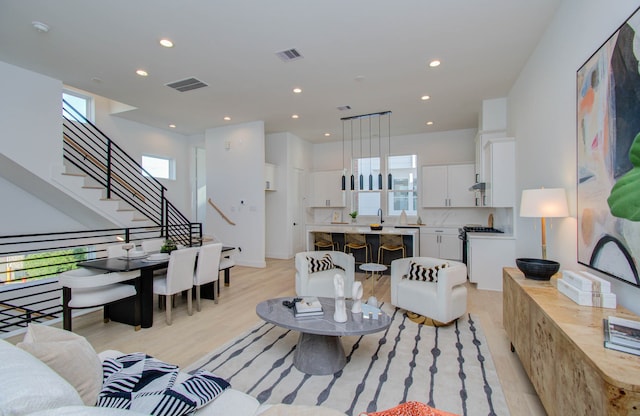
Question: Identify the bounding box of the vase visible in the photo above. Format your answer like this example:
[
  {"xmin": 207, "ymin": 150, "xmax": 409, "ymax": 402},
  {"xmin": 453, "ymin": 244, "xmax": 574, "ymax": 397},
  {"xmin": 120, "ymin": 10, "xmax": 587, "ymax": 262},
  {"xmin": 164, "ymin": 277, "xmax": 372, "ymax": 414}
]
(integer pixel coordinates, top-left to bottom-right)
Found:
[
  {"xmin": 351, "ymin": 217, "xmax": 357, "ymax": 223},
  {"xmin": 333, "ymin": 274, "xmax": 347, "ymax": 323},
  {"xmin": 351, "ymin": 281, "xmax": 363, "ymax": 314}
]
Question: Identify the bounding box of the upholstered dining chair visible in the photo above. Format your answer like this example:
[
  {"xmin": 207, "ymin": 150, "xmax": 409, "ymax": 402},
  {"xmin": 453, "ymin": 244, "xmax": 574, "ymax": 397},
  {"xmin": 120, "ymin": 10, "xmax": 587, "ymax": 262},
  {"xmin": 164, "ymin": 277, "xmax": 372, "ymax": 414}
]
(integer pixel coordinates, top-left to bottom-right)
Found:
[
  {"xmin": 152, "ymin": 247, "xmax": 199, "ymax": 325},
  {"xmin": 295, "ymin": 251, "xmax": 355, "ymax": 298},
  {"xmin": 193, "ymin": 243, "xmax": 222, "ymax": 311},
  {"xmin": 390, "ymin": 257, "xmax": 468, "ymax": 324},
  {"xmin": 58, "ymin": 268, "xmax": 139, "ymax": 331},
  {"xmin": 219, "ymin": 249, "xmax": 236, "ymax": 287}
]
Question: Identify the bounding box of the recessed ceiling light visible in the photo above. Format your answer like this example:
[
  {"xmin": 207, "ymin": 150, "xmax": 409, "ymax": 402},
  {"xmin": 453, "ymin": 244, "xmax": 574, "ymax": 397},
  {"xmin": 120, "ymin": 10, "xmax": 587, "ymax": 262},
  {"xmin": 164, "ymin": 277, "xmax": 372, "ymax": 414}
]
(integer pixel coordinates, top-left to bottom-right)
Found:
[
  {"xmin": 159, "ymin": 38, "xmax": 174, "ymax": 48},
  {"xmin": 169, "ymin": 124, "xmax": 176, "ymax": 128},
  {"xmin": 136, "ymin": 69, "xmax": 148, "ymax": 77},
  {"xmin": 223, "ymin": 116, "xmax": 231, "ymax": 121},
  {"xmin": 426, "ymin": 121, "xmax": 434, "ymax": 125},
  {"xmin": 291, "ymin": 114, "xmax": 299, "ymax": 119},
  {"xmin": 429, "ymin": 60, "xmax": 441, "ymax": 68},
  {"xmin": 324, "ymin": 133, "xmax": 331, "ymax": 137},
  {"xmin": 421, "ymin": 95, "xmax": 430, "ymax": 101},
  {"xmin": 293, "ymin": 88, "xmax": 302, "ymax": 94},
  {"xmin": 31, "ymin": 21, "xmax": 50, "ymax": 33}
]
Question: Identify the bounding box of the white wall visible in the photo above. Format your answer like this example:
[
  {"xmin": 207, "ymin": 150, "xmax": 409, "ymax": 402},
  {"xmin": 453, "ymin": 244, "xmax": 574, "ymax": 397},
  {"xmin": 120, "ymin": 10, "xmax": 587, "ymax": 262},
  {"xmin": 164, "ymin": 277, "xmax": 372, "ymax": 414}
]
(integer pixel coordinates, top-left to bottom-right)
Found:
[
  {"xmin": 509, "ymin": 0, "xmax": 640, "ymax": 314},
  {"xmin": 205, "ymin": 122, "xmax": 266, "ymax": 267},
  {"xmin": 0, "ymin": 61, "xmax": 62, "ymax": 180}
]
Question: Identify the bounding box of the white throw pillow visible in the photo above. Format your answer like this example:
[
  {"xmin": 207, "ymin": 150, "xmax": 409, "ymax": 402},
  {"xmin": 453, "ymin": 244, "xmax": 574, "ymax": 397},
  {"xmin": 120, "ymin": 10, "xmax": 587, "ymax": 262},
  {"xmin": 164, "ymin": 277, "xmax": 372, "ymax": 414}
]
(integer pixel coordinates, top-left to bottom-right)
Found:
[
  {"xmin": 17, "ymin": 323, "xmax": 103, "ymax": 406},
  {"xmin": 0, "ymin": 338, "xmax": 83, "ymax": 415}
]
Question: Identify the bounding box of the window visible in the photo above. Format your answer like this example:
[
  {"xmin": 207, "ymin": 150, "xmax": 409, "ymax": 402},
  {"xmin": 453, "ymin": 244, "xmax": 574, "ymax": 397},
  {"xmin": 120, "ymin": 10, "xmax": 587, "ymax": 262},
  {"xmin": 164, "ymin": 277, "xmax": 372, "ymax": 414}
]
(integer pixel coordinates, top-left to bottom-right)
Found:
[
  {"xmin": 142, "ymin": 155, "xmax": 175, "ymax": 180},
  {"xmin": 351, "ymin": 157, "xmax": 381, "ymax": 215},
  {"xmin": 62, "ymin": 90, "xmax": 93, "ymax": 122},
  {"xmin": 351, "ymin": 154, "xmax": 417, "ymax": 217},
  {"xmin": 387, "ymin": 155, "xmax": 417, "ymax": 216}
]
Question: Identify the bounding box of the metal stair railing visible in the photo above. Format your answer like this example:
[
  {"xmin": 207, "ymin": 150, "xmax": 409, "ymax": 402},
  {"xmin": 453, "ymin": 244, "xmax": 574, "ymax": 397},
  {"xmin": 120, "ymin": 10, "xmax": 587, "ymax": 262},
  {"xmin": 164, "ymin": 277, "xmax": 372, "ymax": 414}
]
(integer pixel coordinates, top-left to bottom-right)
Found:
[{"xmin": 62, "ymin": 99, "xmax": 198, "ymax": 243}]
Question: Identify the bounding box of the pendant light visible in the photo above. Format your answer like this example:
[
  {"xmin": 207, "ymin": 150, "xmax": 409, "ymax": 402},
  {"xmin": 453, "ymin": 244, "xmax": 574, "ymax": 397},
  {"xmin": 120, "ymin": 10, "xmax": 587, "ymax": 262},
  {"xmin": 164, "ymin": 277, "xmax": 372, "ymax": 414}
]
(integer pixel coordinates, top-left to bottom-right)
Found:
[
  {"xmin": 368, "ymin": 116, "xmax": 373, "ymax": 190},
  {"xmin": 350, "ymin": 121, "xmax": 355, "ymax": 190},
  {"xmin": 341, "ymin": 120, "xmax": 346, "ymax": 190},
  {"xmin": 359, "ymin": 118, "xmax": 364, "ymax": 190},
  {"xmin": 387, "ymin": 112, "xmax": 393, "ymax": 190},
  {"xmin": 378, "ymin": 115, "xmax": 383, "ymax": 190}
]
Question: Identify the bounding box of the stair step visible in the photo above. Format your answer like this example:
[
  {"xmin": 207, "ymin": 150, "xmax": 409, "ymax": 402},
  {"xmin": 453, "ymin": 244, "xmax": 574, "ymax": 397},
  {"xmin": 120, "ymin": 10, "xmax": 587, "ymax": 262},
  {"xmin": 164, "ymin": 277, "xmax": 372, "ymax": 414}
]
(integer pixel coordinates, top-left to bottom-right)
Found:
[
  {"xmin": 131, "ymin": 217, "xmax": 149, "ymax": 222},
  {"xmin": 82, "ymin": 185, "xmax": 104, "ymax": 190},
  {"xmin": 62, "ymin": 172, "xmax": 86, "ymax": 178},
  {"xmin": 100, "ymin": 198, "xmax": 122, "ymax": 202},
  {"xmin": 117, "ymin": 207, "xmax": 135, "ymax": 212}
]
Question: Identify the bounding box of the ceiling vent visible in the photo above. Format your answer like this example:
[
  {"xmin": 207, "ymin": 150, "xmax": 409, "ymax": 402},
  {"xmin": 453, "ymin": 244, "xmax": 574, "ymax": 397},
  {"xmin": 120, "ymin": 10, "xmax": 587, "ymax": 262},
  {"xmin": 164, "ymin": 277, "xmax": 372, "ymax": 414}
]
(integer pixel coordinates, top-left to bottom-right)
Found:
[
  {"xmin": 275, "ymin": 48, "xmax": 303, "ymax": 62},
  {"xmin": 166, "ymin": 77, "xmax": 208, "ymax": 92},
  {"xmin": 337, "ymin": 105, "xmax": 352, "ymax": 111}
]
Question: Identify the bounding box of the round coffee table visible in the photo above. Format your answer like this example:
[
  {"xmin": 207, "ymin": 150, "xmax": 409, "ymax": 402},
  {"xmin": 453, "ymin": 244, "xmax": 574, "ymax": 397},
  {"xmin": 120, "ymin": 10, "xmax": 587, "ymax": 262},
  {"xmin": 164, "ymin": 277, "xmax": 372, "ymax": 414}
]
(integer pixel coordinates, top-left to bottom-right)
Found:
[{"xmin": 256, "ymin": 297, "xmax": 391, "ymax": 375}]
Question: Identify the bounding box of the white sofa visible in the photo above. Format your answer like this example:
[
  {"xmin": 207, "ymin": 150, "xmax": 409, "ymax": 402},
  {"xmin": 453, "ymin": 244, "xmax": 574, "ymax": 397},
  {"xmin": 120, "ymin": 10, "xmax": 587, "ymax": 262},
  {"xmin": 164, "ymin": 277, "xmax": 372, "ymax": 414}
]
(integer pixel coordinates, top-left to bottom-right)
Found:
[
  {"xmin": 390, "ymin": 257, "xmax": 468, "ymax": 324},
  {"xmin": 295, "ymin": 251, "xmax": 355, "ymax": 298},
  {"xmin": 0, "ymin": 323, "xmax": 348, "ymax": 416},
  {"xmin": 0, "ymin": 336, "xmax": 267, "ymax": 416}
]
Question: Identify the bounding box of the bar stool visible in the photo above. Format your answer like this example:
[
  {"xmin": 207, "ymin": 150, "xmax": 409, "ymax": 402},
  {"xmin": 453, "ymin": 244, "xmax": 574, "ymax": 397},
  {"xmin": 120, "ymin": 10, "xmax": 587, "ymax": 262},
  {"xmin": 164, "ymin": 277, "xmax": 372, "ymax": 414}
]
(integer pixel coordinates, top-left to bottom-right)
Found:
[
  {"xmin": 378, "ymin": 234, "xmax": 406, "ymax": 265},
  {"xmin": 314, "ymin": 232, "xmax": 338, "ymax": 251},
  {"xmin": 344, "ymin": 233, "xmax": 371, "ymax": 265}
]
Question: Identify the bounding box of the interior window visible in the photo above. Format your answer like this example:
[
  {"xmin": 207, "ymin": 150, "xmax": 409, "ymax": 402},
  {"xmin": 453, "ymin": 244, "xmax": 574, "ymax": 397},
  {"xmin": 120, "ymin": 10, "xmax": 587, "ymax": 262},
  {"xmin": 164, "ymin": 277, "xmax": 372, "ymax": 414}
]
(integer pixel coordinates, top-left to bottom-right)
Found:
[
  {"xmin": 142, "ymin": 155, "xmax": 175, "ymax": 180},
  {"xmin": 62, "ymin": 90, "xmax": 93, "ymax": 122}
]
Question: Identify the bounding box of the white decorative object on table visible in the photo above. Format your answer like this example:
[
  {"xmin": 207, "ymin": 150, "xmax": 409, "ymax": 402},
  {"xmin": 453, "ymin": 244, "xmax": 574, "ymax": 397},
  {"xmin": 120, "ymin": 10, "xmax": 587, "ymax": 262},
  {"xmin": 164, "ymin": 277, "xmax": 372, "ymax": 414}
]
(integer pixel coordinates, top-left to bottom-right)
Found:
[
  {"xmin": 351, "ymin": 281, "xmax": 363, "ymax": 313},
  {"xmin": 333, "ymin": 274, "xmax": 347, "ymax": 323}
]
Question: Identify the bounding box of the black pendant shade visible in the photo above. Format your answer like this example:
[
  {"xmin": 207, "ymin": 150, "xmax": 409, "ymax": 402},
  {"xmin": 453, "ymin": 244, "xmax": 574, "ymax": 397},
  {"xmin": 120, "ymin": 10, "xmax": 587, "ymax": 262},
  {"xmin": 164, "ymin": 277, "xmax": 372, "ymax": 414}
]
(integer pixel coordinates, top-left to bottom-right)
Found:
[
  {"xmin": 378, "ymin": 173, "xmax": 383, "ymax": 190},
  {"xmin": 350, "ymin": 175, "xmax": 355, "ymax": 191},
  {"xmin": 388, "ymin": 173, "xmax": 393, "ymax": 190},
  {"xmin": 359, "ymin": 174, "xmax": 364, "ymax": 190},
  {"xmin": 341, "ymin": 175, "xmax": 346, "ymax": 191}
]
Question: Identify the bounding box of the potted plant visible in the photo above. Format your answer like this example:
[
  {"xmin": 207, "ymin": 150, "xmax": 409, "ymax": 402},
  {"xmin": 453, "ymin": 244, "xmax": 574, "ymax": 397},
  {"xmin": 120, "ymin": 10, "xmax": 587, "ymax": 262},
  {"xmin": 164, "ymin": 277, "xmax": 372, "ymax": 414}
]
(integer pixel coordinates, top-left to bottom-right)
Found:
[
  {"xmin": 349, "ymin": 211, "xmax": 358, "ymax": 223},
  {"xmin": 160, "ymin": 239, "xmax": 177, "ymax": 253}
]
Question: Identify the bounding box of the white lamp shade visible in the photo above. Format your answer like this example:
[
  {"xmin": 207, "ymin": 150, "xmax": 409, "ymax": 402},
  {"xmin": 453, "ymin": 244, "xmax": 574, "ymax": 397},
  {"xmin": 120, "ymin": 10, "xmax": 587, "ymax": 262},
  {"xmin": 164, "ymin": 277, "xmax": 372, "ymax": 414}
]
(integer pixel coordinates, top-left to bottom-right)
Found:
[{"xmin": 520, "ymin": 188, "xmax": 569, "ymax": 218}]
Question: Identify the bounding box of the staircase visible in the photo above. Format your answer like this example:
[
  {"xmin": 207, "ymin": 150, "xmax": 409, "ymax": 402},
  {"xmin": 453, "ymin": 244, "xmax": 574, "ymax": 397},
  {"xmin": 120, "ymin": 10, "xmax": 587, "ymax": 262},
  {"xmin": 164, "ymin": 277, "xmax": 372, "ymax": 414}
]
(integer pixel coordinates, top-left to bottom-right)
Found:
[{"xmin": 59, "ymin": 99, "xmax": 196, "ymax": 244}]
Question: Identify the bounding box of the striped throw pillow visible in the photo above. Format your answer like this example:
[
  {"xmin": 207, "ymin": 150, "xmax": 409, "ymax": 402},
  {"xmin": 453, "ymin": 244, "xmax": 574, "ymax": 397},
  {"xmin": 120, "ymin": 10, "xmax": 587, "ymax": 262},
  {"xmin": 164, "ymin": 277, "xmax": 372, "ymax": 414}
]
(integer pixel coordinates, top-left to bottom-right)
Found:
[
  {"xmin": 406, "ymin": 262, "xmax": 448, "ymax": 282},
  {"xmin": 307, "ymin": 253, "xmax": 335, "ymax": 273}
]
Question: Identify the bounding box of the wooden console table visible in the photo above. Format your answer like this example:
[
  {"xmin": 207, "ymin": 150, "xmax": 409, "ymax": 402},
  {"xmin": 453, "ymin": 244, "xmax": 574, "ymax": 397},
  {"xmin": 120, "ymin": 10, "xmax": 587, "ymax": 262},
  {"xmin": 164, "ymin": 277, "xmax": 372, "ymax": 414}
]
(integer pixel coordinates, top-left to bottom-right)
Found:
[{"xmin": 503, "ymin": 267, "xmax": 640, "ymax": 415}]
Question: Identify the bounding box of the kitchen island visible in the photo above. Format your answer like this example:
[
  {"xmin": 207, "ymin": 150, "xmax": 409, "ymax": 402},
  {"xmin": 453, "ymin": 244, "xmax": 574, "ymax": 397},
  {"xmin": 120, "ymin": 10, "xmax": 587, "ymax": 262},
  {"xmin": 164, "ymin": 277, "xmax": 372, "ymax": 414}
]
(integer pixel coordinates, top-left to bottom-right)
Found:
[{"xmin": 306, "ymin": 225, "xmax": 418, "ymax": 266}]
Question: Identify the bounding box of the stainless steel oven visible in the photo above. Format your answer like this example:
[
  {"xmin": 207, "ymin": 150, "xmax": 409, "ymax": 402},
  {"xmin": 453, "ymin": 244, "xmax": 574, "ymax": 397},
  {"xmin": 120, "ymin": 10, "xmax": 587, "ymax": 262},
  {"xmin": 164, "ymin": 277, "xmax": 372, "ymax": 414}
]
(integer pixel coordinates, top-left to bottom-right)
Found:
[{"xmin": 459, "ymin": 225, "xmax": 504, "ymax": 266}]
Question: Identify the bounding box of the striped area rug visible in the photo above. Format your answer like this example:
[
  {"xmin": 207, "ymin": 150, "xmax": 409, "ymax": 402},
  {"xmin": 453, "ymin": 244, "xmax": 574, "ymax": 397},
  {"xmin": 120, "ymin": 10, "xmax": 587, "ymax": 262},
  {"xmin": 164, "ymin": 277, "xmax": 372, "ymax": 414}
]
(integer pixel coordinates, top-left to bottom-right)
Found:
[{"xmin": 186, "ymin": 306, "xmax": 509, "ymax": 416}]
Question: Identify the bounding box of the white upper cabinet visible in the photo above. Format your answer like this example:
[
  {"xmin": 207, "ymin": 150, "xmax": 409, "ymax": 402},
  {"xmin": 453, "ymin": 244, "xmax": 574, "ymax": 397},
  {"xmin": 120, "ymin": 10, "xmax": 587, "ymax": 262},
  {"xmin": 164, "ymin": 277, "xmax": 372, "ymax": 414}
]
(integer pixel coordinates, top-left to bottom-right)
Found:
[
  {"xmin": 421, "ymin": 164, "xmax": 475, "ymax": 208},
  {"xmin": 482, "ymin": 138, "xmax": 515, "ymax": 207},
  {"xmin": 309, "ymin": 170, "xmax": 346, "ymax": 207}
]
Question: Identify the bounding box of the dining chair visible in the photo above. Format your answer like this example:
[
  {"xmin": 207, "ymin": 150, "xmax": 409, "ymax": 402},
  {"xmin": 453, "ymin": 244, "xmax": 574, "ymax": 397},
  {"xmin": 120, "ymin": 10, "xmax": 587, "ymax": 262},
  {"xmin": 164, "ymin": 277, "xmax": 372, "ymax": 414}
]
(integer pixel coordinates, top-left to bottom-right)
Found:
[
  {"xmin": 313, "ymin": 232, "xmax": 338, "ymax": 251},
  {"xmin": 152, "ymin": 247, "xmax": 198, "ymax": 325},
  {"xmin": 141, "ymin": 238, "xmax": 165, "ymax": 253},
  {"xmin": 193, "ymin": 243, "xmax": 223, "ymax": 311},
  {"xmin": 219, "ymin": 248, "xmax": 236, "ymax": 287},
  {"xmin": 58, "ymin": 268, "xmax": 139, "ymax": 331}
]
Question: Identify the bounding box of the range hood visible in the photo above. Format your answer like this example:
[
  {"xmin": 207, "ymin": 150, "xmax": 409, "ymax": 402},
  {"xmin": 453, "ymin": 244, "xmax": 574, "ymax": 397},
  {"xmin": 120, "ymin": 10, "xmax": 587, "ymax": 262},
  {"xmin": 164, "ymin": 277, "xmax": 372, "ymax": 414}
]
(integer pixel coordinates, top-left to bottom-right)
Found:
[{"xmin": 469, "ymin": 182, "xmax": 486, "ymax": 191}]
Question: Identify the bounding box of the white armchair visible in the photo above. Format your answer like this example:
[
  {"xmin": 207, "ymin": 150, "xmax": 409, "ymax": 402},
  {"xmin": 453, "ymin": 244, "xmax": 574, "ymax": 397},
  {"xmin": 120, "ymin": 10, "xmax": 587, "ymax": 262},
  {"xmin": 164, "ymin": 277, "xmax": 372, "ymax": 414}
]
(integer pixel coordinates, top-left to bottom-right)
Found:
[
  {"xmin": 295, "ymin": 251, "xmax": 355, "ymax": 298},
  {"xmin": 391, "ymin": 257, "xmax": 468, "ymax": 324}
]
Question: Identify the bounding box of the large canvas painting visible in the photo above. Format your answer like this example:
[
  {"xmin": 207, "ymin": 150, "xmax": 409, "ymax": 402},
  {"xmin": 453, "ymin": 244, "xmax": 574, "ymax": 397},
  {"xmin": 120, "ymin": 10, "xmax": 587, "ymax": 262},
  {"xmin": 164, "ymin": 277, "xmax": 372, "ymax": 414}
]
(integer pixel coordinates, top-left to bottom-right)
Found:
[{"xmin": 577, "ymin": 7, "xmax": 640, "ymax": 287}]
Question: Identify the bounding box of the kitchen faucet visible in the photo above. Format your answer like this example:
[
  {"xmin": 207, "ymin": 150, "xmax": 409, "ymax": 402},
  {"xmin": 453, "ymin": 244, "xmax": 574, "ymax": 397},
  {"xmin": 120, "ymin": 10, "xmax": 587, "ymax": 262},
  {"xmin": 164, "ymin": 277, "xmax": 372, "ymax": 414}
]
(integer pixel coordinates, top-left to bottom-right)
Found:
[{"xmin": 377, "ymin": 208, "xmax": 384, "ymax": 223}]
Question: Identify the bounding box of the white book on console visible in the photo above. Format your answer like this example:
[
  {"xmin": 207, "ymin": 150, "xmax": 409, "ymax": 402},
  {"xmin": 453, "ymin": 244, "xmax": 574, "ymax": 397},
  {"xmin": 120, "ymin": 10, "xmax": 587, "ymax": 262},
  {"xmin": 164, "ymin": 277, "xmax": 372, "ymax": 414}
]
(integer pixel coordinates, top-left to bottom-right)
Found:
[
  {"xmin": 557, "ymin": 278, "xmax": 616, "ymax": 308},
  {"xmin": 295, "ymin": 297, "xmax": 322, "ymax": 314},
  {"xmin": 561, "ymin": 270, "xmax": 611, "ymax": 293}
]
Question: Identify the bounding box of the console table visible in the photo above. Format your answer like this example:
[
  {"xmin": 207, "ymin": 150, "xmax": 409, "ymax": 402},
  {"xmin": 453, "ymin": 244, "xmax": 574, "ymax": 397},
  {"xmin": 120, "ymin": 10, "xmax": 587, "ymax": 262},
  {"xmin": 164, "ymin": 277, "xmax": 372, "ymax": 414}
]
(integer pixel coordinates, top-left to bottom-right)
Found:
[{"xmin": 503, "ymin": 267, "xmax": 640, "ymax": 415}]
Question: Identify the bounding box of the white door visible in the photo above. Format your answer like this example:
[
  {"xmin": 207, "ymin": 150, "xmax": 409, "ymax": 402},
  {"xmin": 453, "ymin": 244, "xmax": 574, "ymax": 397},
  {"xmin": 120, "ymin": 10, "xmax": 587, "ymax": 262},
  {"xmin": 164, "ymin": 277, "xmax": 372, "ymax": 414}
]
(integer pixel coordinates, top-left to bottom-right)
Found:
[{"xmin": 292, "ymin": 168, "xmax": 305, "ymax": 254}]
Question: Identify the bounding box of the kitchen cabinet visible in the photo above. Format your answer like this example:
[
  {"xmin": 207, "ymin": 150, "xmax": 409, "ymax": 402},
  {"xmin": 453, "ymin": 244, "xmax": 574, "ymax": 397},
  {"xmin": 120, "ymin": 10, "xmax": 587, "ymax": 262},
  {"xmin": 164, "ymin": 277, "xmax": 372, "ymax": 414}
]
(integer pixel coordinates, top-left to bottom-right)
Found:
[
  {"xmin": 420, "ymin": 228, "xmax": 461, "ymax": 260},
  {"xmin": 467, "ymin": 235, "xmax": 515, "ymax": 291},
  {"xmin": 483, "ymin": 139, "xmax": 515, "ymax": 207},
  {"xmin": 264, "ymin": 163, "xmax": 276, "ymax": 191},
  {"xmin": 308, "ymin": 170, "xmax": 346, "ymax": 207},
  {"xmin": 421, "ymin": 164, "xmax": 475, "ymax": 207}
]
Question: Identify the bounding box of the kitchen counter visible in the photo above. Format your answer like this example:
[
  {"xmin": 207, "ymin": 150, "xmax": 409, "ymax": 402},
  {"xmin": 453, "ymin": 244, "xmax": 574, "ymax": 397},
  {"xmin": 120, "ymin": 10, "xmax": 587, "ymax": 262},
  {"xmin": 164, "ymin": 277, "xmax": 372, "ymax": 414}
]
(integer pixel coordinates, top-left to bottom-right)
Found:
[{"xmin": 306, "ymin": 225, "xmax": 418, "ymax": 265}]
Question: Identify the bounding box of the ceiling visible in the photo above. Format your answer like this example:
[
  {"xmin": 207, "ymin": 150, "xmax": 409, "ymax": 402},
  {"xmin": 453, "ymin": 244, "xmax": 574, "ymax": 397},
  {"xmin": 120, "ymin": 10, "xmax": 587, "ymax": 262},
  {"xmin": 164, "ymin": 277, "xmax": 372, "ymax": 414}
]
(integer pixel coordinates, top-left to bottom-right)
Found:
[{"xmin": 0, "ymin": 1, "xmax": 561, "ymax": 143}]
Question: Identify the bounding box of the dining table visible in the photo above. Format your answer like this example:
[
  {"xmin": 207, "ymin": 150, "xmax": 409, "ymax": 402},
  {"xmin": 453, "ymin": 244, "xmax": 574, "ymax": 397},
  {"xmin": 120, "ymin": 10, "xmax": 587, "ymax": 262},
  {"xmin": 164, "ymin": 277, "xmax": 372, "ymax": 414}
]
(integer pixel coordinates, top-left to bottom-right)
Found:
[{"xmin": 77, "ymin": 245, "xmax": 235, "ymax": 329}]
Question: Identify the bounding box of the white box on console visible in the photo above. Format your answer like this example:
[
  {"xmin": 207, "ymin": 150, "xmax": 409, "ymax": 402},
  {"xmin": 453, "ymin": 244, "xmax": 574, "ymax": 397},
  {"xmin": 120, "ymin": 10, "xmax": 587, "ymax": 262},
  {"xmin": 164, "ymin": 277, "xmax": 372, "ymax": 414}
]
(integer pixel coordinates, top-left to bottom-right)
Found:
[
  {"xmin": 557, "ymin": 278, "xmax": 616, "ymax": 308},
  {"xmin": 561, "ymin": 270, "xmax": 611, "ymax": 293}
]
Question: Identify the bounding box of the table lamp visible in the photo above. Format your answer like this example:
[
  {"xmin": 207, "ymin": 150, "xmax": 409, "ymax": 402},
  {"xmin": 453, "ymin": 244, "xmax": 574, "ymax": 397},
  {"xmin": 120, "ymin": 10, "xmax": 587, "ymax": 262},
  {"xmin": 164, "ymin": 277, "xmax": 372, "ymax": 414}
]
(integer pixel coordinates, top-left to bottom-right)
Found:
[{"xmin": 518, "ymin": 188, "xmax": 569, "ymax": 280}]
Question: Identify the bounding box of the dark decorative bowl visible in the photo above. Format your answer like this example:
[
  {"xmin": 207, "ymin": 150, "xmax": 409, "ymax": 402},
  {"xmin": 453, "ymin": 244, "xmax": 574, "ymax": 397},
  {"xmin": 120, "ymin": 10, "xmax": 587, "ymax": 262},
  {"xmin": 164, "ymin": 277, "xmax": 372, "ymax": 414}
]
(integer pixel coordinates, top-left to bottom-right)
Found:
[{"xmin": 516, "ymin": 258, "xmax": 560, "ymax": 280}]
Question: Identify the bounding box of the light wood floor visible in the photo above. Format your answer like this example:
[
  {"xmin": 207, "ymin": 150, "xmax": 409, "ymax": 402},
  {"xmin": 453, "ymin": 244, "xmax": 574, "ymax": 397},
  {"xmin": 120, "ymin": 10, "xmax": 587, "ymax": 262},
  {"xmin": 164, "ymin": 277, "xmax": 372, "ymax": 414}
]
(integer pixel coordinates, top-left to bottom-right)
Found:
[{"xmin": 8, "ymin": 258, "xmax": 546, "ymax": 415}]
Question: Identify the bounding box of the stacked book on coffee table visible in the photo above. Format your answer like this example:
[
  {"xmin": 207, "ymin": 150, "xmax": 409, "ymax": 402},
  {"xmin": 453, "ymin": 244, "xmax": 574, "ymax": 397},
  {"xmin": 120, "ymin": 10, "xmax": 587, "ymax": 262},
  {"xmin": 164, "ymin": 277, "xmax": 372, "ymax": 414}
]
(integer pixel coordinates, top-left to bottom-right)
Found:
[
  {"xmin": 294, "ymin": 297, "xmax": 324, "ymax": 318},
  {"xmin": 603, "ymin": 316, "xmax": 640, "ymax": 356},
  {"xmin": 557, "ymin": 270, "xmax": 616, "ymax": 308}
]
